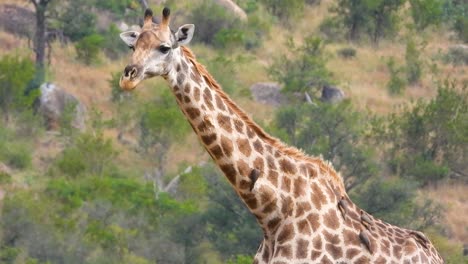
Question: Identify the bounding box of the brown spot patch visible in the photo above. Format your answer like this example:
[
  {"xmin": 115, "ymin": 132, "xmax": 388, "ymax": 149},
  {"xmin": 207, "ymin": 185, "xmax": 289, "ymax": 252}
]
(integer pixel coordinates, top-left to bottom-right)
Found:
[
  {"xmin": 246, "ymin": 126, "xmax": 255, "ymax": 138},
  {"xmin": 253, "ymin": 139, "xmax": 264, "ymax": 153},
  {"xmin": 375, "ymin": 256, "xmax": 387, "ymax": 264},
  {"xmin": 279, "ymin": 158, "xmax": 297, "ymax": 174},
  {"xmin": 190, "ymin": 71, "xmax": 202, "ymax": 84},
  {"xmin": 215, "ymin": 95, "xmax": 226, "ymax": 111},
  {"xmin": 262, "ymin": 200, "xmax": 276, "ymax": 214},
  {"xmin": 262, "ymin": 244, "xmax": 270, "ymax": 262},
  {"xmin": 267, "ymin": 155, "xmax": 277, "ymax": 170},
  {"xmin": 297, "ymin": 219, "xmax": 311, "ymax": 235},
  {"xmin": 185, "ymin": 107, "xmax": 200, "ymax": 119},
  {"xmin": 219, "ymin": 164, "xmax": 236, "ymax": 184},
  {"xmin": 393, "ymin": 245, "xmax": 402, "ymax": 258},
  {"xmin": 197, "ymin": 117, "xmax": 214, "ymax": 132},
  {"xmin": 220, "ymin": 135, "xmax": 233, "ymax": 157},
  {"xmin": 323, "ymin": 209, "xmax": 340, "ymax": 229},
  {"xmin": 294, "ymin": 177, "xmax": 307, "ymax": 197},
  {"xmin": 267, "ymin": 170, "xmax": 278, "ymax": 187},
  {"xmin": 183, "ymin": 96, "xmax": 191, "ymax": 103},
  {"xmin": 193, "ymin": 86, "xmax": 200, "ymax": 101},
  {"xmin": 201, "ymin": 134, "xmax": 216, "ymax": 146},
  {"xmin": 346, "ymin": 248, "xmax": 360, "ymax": 259},
  {"xmin": 312, "ymin": 235, "xmax": 322, "ymax": 249},
  {"xmin": 320, "ymin": 255, "xmax": 333, "ymax": 264},
  {"xmin": 236, "ymin": 159, "xmax": 250, "ymax": 177},
  {"xmin": 234, "ymin": 119, "xmax": 244, "ymax": 133},
  {"xmin": 323, "ymin": 230, "xmax": 341, "ymax": 244},
  {"xmin": 237, "ymin": 138, "xmax": 252, "ymax": 157},
  {"xmin": 306, "ymin": 213, "xmax": 320, "ymax": 231},
  {"xmin": 343, "ymin": 229, "xmax": 360, "ymax": 247},
  {"xmin": 175, "ymin": 93, "xmax": 183, "ymax": 102},
  {"xmin": 278, "ymin": 245, "xmax": 292, "ymax": 258},
  {"xmin": 203, "ymin": 88, "xmax": 214, "ymax": 110},
  {"xmin": 281, "ymin": 176, "xmax": 291, "ymax": 192},
  {"xmin": 253, "ymin": 157, "xmax": 264, "ymax": 171},
  {"xmin": 217, "ymin": 114, "xmax": 232, "ymax": 133},
  {"xmin": 296, "ymin": 239, "xmax": 309, "ymax": 259},
  {"xmin": 184, "ymin": 83, "xmax": 191, "ymax": 93},
  {"xmin": 210, "ymin": 145, "xmax": 224, "ymax": 159},
  {"xmin": 310, "ymin": 182, "xmax": 326, "ymax": 210},
  {"xmin": 326, "ymin": 243, "xmax": 343, "ymax": 259},
  {"xmin": 281, "ymin": 196, "xmax": 293, "ymax": 216},
  {"xmin": 277, "ymin": 224, "xmax": 294, "ymax": 244},
  {"xmin": 259, "ymin": 186, "xmax": 275, "ymax": 204},
  {"xmin": 177, "ymin": 73, "xmax": 186, "ymax": 86},
  {"xmin": 267, "ymin": 217, "xmax": 281, "ymax": 232},
  {"xmin": 355, "ymin": 256, "xmax": 370, "ymax": 264},
  {"xmin": 311, "ymin": 250, "xmax": 321, "ymax": 260}
]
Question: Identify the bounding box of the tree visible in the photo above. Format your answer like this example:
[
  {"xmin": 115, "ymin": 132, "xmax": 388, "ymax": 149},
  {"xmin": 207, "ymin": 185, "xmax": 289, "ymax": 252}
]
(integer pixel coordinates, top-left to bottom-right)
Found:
[
  {"xmin": 372, "ymin": 81, "xmax": 468, "ymax": 185},
  {"xmin": 273, "ymin": 102, "xmax": 378, "ymax": 191},
  {"xmin": 28, "ymin": 0, "xmax": 52, "ymax": 87},
  {"xmin": 409, "ymin": 0, "xmax": 444, "ymax": 30},
  {"xmin": 331, "ymin": 0, "xmax": 405, "ymax": 43},
  {"xmin": 268, "ymin": 36, "xmax": 332, "ymax": 98}
]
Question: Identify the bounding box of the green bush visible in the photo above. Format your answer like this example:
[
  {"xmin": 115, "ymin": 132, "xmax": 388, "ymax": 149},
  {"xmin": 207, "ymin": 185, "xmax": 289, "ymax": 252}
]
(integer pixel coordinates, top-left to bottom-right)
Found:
[
  {"xmin": 405, "ymin": 38, "xmax": 423, "ymax": 84},
  {"xmin": 319, "ymin": 17, "xmax": 345, "ymax": 42},
  {"xmin": 61, "ymin": 0, "xmax": 97, "ymax": 42},
  {"xmin": 102, "ymin": 24, "xmax": 129, "ymax": 60},
  {"xmin": 443, "ymin": 46, "xmax": 468, "ymax": 66},
  {"xmin": 260, "ymin": 0, "xmax": 305, "ymax": 22},
  {"xmin": 453, "ymin": 15, "xmax": 468, "ymax": 43},
  {"xmin": 386, "ymin": 57, "xmax": 406, "ymax": 95},
  {"xmin": 190, "ymin": 1, "xmax": 242, "ymax": 46},
  {"xmin": 409, "ymin": 0, "xmax": 443, "ymax": 30},
  {"xmin": 268, "ymin": 36, "xmax": 332, "ymax": 96},
  {"xmin": 337, "ymin": 47, "xmax": 357, "ymax": 59},
  {"xmin": 0, "ymin": 142, "xmax": 32, "ymax": 169},
  {"xmin": 0, "ymin": 55, "xmax": 36, "ymax": 122},
  {"xmin": 75, "ymin": 34, "xmax": 104, "ymax": 65}
]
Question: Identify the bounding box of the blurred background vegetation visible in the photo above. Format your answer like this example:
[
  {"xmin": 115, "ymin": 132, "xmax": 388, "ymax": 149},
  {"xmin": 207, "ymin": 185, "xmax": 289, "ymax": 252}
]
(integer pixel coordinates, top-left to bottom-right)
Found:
[{"xmin": 0, "ymin": 0, "xmax": 466, "ymax": 263}]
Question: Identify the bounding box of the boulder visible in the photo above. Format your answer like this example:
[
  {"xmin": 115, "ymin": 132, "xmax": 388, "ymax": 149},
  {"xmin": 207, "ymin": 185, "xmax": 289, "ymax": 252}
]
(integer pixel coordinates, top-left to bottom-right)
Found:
[
  {"xmin": 321, "ymin": 85, "xmax": 345, "ymax": 103},
  {"xmin": 37, "ymin": 83, "xmax": 86, "ymax": 131},
  {"xmin": 250, "ymin": 82, "xmax": 286, "ymax": 107},
  {"xmin": 214, "ymin": 0, "xmax": 247, "ymax": 21}
]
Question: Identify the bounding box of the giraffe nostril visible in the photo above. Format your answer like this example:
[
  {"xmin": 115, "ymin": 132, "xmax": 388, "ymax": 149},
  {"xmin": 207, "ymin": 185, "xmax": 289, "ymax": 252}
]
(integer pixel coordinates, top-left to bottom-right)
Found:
[{"xmin": 124, "ymin": 65, "xmax": 138, "ymax": 78}]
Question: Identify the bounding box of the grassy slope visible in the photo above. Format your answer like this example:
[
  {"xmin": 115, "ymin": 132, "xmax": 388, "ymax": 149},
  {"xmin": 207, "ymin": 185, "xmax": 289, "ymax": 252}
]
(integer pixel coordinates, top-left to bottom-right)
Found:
[{"xmin": 0, "ymin": 0, "xmax": 466, "ymax": 247}]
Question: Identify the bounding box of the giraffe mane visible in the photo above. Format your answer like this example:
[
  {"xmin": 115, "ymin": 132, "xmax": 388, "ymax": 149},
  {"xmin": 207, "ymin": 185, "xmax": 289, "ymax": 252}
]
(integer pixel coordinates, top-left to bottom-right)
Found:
[{"xmin": 181, "ymin": 46, "xmax": 346, "ymax": 193}]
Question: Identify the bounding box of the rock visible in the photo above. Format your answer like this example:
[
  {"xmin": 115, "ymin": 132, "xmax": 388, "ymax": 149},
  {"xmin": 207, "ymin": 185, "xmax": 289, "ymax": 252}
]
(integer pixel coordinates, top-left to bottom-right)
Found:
[
  {"xmin": 250, "ymin": 82, "xmax": 286, "ymax": 107},
  {"xmin": 37, "ymin": 83, "xmax": 86, "ymax": 131},
  {"xmin": 0, "ymin": 4, "xmax": 35, "ymax": 38},
  {"xmin": 321, "ymin": 85, "xmax": 345, "ymax": 103},
  {"xmin": 214, "ymin": 0, "xmax": 247, "ymax": 21}
]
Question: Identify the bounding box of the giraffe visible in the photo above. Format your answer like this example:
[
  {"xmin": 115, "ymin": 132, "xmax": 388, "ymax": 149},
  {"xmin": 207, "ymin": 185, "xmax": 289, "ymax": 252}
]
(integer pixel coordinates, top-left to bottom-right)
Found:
[{"xmin": 118, "ymin": 7, "xmax": 444, "ymax": 264}]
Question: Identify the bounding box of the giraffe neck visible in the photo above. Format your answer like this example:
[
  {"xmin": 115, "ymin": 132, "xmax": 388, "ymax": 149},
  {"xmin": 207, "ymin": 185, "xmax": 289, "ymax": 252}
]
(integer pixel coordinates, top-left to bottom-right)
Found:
[{"xmin": 164, "ymin": 46, "xmax": 346, "ymax": 235}]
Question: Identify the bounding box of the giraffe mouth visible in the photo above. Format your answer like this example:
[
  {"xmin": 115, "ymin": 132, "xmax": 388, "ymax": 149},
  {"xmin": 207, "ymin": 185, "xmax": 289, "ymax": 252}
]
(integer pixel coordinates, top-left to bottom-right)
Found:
[{"xmin": 119, "ymin": 76, "xmax": 141, "ymax": 91}]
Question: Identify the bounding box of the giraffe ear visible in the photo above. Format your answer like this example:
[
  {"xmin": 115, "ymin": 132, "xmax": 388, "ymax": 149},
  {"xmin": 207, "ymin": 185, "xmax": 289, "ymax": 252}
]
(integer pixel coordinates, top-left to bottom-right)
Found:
[
  {"xmin": 175, "ymin": 24, "xmax": 195, "ymax": 45},
  {"xmin": 120, "ymin": 31, "xmax": 140, "ymax": 48}
]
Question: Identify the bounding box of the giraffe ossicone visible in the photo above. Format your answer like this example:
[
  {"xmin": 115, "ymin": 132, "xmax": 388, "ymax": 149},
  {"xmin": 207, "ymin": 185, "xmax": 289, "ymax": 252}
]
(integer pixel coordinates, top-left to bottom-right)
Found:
[{"xmin": 119, "ymin": 7, "xmax": 444, "ymax": 264}]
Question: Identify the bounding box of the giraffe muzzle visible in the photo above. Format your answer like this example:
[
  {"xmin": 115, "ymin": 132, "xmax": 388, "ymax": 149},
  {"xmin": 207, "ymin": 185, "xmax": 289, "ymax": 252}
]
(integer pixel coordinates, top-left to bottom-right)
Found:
[{"xmin": 120, "ymin": 64, "xmax": 142, "ymax": 90}]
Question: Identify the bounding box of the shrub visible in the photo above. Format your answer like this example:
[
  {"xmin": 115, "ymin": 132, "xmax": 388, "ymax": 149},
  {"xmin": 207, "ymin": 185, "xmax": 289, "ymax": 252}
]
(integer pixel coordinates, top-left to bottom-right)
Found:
[
  {"xmin": 190, "ymin": 1, "xmax": 241, "ymax": 46},
  {"xmin": 409, "ymin": 0, "xmax": 443, "ymax": 30},
  {"xmin": 0, "ymin": 55, "xmax": 36, "ymax": 122},
  {"xmin": 319, "ymin": 17, "xmax": 345, "ymax": 42},
  {"xmin": 268, "ymin": 36, "xmax": 332, "ymax": 96},
  {"xmin": 453, "ymin": 15, "xmax": 468, "ymax": 43},
  {"xmin": 0, "ymin": 142, "xmax": 32, "ymax": 169},
  {"xmin": 443, "ymin": 46, "xmax": 468, "ymax": 66},
  {"xmin": 260, "ymin": 0, "xmax": 305, "ymax": 22},
  {"xmin": 405, "ymin": 38, "xmax": 424, "ymax": 84},
  {"xmin": 61, "ymin": 0, "xmax": 97, "ymax": 41},
  {"xmin": 102, "ymin": 24, "xmax": 129, "ymax": 60},
  {"xmin": 75, "ymin": 34, "xmax": 104, "ymax": 65},
  {"xmin": 337, "ymin": 47, "xmax": 357, "ymax": 59},
  {"xmin": 386, "ymin": 57, "xmax": 406, "ymax": 95}
]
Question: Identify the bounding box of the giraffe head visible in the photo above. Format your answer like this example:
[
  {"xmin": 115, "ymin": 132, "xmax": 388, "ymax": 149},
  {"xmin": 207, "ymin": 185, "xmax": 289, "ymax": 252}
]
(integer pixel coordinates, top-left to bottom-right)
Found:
[{"xmin": 119, "ymin": 7, "xmax": 195, "ymax": 90}]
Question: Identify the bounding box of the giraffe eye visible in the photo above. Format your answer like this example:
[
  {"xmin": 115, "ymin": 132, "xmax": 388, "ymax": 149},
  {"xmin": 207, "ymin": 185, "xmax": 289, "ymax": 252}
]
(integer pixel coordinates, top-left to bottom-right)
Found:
[{"xmin": 159, "ymin": 45, "xmax": 171, "ymax": 54}]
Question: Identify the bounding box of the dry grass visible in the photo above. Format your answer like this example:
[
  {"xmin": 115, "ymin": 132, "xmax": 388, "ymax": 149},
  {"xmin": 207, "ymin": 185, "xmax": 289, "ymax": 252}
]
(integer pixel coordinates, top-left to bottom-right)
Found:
[{"xmin": 424, "ymin": 184, "xmax": 468, "ymax": 244}]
